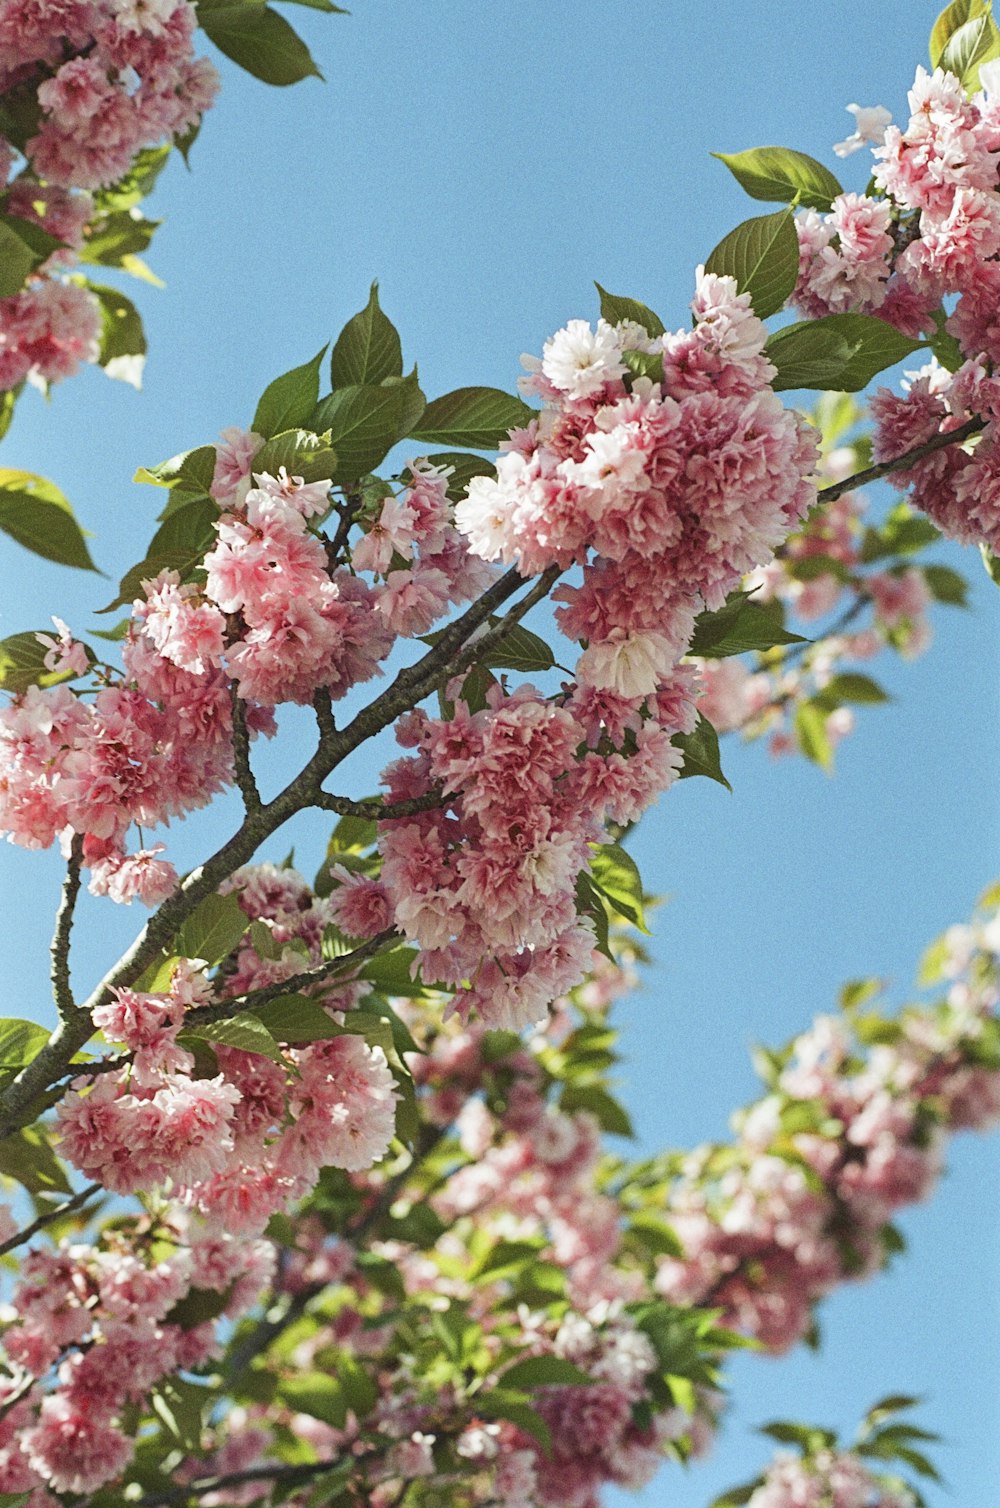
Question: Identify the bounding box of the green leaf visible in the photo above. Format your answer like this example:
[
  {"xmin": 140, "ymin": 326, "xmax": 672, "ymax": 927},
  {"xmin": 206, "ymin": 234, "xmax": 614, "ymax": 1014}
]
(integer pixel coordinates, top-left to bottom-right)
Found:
[
  {"xmin": 813, "ymin": 672, "xmax": 890, "ymax": 707},
  {"xmin": 164, "ymin": 1283, "xmax": 233, "ymax": 1331},
  {"xmin": 980, "ymin": 541, "xmax": 1000, "ymax": 585},
  {"xmin": 0, "ymin": 1125, "xmax": 71, "ymax": 1195},
  {"xmin": 936, "ymin": 1, "xmax": 1000, "ymax": 90},
  {"xmin": 860, "ymin": 507, "xmax": 942, "ymax": 561},
  {"xmin": 0, "ymin": 1492, "xmax": 32, "ymax": 1508},
  {"xmin": 94, "ymin": 145, "xmax": 171, "ymax": 213},
  {"xmin": 331, "ymin": 283, "xmax": 403, "ymax": 388},
  {"xmin": 930, "ymin": 307, "xmax": 964, "ymax": 373},
  {"xmin": 149, "ymin": 1377, "xmax": 212, "ymax": 1452},
  {"xmin": 0, "ymin": 631, "xmax": 92, "ymax": 695},
  {"xmin": 422, "ymin": 452, "xmax": 496, "ymax": 503},
  {"xmin": 626, "ymin": 1214, "xmax": 684, "ymax": 1258},
  {"xmin": 560, "ymin": 1082, "xmax": 635, "ymax": 1138},
  {"xmin": 279, "ymin": 1373, "xmax": 347, "ymax": 1428},
  {"xmin": 922, "ymin": 562, "xmax": 969, "ymax": 604},
  {"xmin": 145, "ymin": 496, "xmax": 219, "ymax": 561},
  {"xmin": 0, "ymin": 470, "xmax": 96, "ymax": 571},
  {"xmin": 673, "ymin": 714, "xmax": 732, "ymax": 791},
  {"xmin": 187, "ymin": 1013, "xmax": 285, "ymax": 1062},
  {"xmin": 479, "ymin": 621, "xmax": 555, "ymax": 674},
  {"xmin": 89, "ymin": 284, "xmax": 147, "ymax": 386},
  {"xmin": 312, "ymin": 372, "xmax": 426, "ymax": 481},
  {"xmin": 253, "ymin": 347, "xmax": 328, "ymax": 438},
  {"xmin": 712, "ymin": 146, "xmax": 843, "ymax": 211},
  {"xmin": 0, "ymin": 386, "xmax": 18, "ymax": 443},
  {"xmin": 760, "ymin": 1420, "xmax": 837, "ymax": 1450},
  {"xmin": 930, "ymin": 0, "xmax": 987, "ymax": 61},
  {"xmin": 251, "ymin": 428, "xmax": 337, "ymax": 484},
  {"xmin": 500, "ymin": 1356, "xmax": 594, "ymax": 1390},
  {"xmin": 80, "ymin": 209, "xmax": 160, "ymax": 270},
  {"xmin": 0, "ymin": 215, "xmax": 63, "ymax": 297},
  {"xmin": 361, "ymin": 948, "xmax": 427, "ymax": 999},
  {"xmin": 254, "ymin": 993, "xmax": 340, "ymax": 1043},
  {"xmin": 689, "ymin": 594, "xmax": 807, "ymax": 657},
  {"xmin": 174, "ymin": 892, "xmax": 250, "ymax": 966},
  {"xmin": 709, "ymin": 1482, "xmax": 763, "ymax": 1508},
  {"xmin": 594, "ymin": 283, "xmax": 666, "ymax": 337},
  {"xmin": 864, "ymin": 1393, "xmax": 923, "ymax": 1423},
  {"xmin": 197, "ymin": 0, "xmax": 323, "ymax": 84},
  {"xmin": 476, "ymin": 1390, "xmax": 553, "ymax": 1454},
  {"xmin": 704, "ymin": 209, "xmax": 799, "ymax": 319},
  {"xmin": 136, "ymin": 444, "xmax": 217, "ymax": 496},
  {"xmin": 588, "ymin": 840, "xmax": 649, "ymax": 933},
  {"xmin": 0, "ymin": 1018, "xmax": 50, "ymax": 1070},
  {"xmin": 622, "ymin": 348, "xmax": 665, "ymax": 383},
  {"xmin": 476, "ymin": 1238, "xmax": 546, "ymax": 1278},
  {"xmin": 794, "ymin": 700, "xmax": 834, "ymax": 771},
  {"xmin": 408, "ymin": 386, "xmax": 534, "ymax": 449},
  {"xmin": 766, "ymin": 314, "xmax": 926, "ymax": 393}
]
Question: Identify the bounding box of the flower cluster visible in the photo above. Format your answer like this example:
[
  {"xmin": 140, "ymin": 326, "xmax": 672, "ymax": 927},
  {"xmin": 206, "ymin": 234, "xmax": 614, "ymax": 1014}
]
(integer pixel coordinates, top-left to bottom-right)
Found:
[
  {"xmin": 797, "ymin": 65, "xmax": 1000, "ymax": 338},
  {"xmin": 1, "ymin": 1208, "xmax": 275, "ymax": 1497},
  {"xmin": 457, "ymin": 273, "xmax": 817, "ymax": 660},
  {"xmin": 651, "ymin": 891, "xmax": 1000, "ymax": 1351},
  {"xmin": 0, "ymin": 0, "xmax": 219, "ymax": 392}
]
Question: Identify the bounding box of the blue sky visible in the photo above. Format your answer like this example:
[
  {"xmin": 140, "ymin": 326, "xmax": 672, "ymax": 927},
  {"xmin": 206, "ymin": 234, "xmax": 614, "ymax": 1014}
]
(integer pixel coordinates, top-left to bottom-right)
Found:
[{"xmin": 1, "ymin": 2, "xmax": 998, "ymax": 1504}]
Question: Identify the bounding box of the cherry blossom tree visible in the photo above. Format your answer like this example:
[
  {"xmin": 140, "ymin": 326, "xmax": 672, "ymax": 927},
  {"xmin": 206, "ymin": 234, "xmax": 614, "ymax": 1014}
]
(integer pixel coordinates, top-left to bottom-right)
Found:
[{"xmin": 0, "ymin": 1, "xmax": 997, "ymax": 1504}]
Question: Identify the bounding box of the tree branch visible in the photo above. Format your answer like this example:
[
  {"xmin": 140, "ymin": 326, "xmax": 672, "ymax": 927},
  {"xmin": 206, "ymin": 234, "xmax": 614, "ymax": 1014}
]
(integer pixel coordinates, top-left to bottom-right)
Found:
[
  {"xmin": 313, "ymin": 789, "xmax": 446, "ymax": 821},
  {"xmin": 49, "ymin": 832, "xmax": 84, "ymax": 1020},
  {"xmin": 229, "ymin": 686, "xmax": 261, "ymax": 814},
  {"xmin": 817, "ymin": 414, "xmax": 985, "ymax": 505},
  {"xmin": 182, "ymin": 929, "xmax": 399, "ymax": 1027},
  {"xmin": 132, "ymin": 1458, "xmax": 348, "ymax": 1507},
  {"xmin": 0, "ymin": 1181, "xmax": 102, "ymax": 1258},
  {"xmin": 0, "ymin": 564, "xmax": 545, "ymax": 1139}
]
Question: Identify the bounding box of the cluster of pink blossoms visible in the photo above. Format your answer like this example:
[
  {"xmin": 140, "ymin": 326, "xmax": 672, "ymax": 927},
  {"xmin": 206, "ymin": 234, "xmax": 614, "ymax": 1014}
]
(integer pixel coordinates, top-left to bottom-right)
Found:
[
  {"xmin": 872, "ymin": 355, "xmax": 1000, "ymax": 555},
  {"xmin": 0, "ymin": 1208, "xmax": 276, "ymax": 1498},
  {"xmin": 377, "ymin": 673, "xmax": 695, "ymax": 1031},
  {"xmin": 57, "ymin": 947, "xmax": 398, "ymax": 1229},
  {"xmin": 0, "ymin": 0, "xmax": 218, "ymax": 390},
  {"xmin": 177, "ymin": 962, "xmax": 716, "ymax": 1508},
  {"xmin": 457, "ymin": 271, "xmax": 817, "ymax": 662},
  {"xmin": 747, "ymin": 1448, "xmax": 915, "ymax": 1508},
  {"xmin": 0, "ymin": 454, "xmax": 494, "ymax": 900},
  {"xmin": 796, "ymin": 65, "xmax": 1000, "ymax": 338},
  {"xmin": 653, "ymin": 900, "xmax": 1000, "ymax": 1351}
]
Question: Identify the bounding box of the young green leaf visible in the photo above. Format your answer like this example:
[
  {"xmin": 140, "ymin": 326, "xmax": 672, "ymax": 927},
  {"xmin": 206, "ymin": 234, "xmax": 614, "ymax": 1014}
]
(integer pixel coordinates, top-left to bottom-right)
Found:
[
  {"xmin": 0, "ymin": 631, "xmax": 93, "ymax": 695},
  {"xmin": 673, "ymin": 715, "xmax": 732, "ymax": 791},
  {"xmin": 712, "ymin": 146, "xmax": 843, "ymax": 210},
  {"xmin": 594, "ymin": 284, "xmax": 666, "ymax": 337},
  {"xmin": 0, "ymin": 470, "xmax": 96, "ymax": 571},
  {"xmin": 408, "ymin": 386, "xmax": 534, "ymax": 448},
  {"xmin": 197, "ymin": 0, "xmax": 323, "ymax": 85},
  {"xmin": 312, "ymin": 372, "xmax": 426, "ymax": 481},
  {"xmin": 588, "ymin": 840, "xmax": 649, "ymax": 933},
  {"xmin": 689, "ymin": 594, "xmax": 807, "ymax": 657},
  {"xmin": 331, "ymin": 283, "xmax": 403, "ymax": 388},
  {"xmin": 766, "ymin": 314, "xmax": 926, "ymax": 393},
  {"xmin": 703, "ymin": 208, "xmax": 799, "ymax": 319},
  {"xmin": 187, "ymin": 1014, "xmax": 285, "ymax": 1062},
  {"xmin": 174, "ymin": 893, "xmax": 250, "ymax": 966},
  {"xmin": 252, "ymin": 346, "xmax": 328, "ymax": 438},
  {"xmin": 89, "ymin": 284, "xmax": 147, "ymax": 388}
]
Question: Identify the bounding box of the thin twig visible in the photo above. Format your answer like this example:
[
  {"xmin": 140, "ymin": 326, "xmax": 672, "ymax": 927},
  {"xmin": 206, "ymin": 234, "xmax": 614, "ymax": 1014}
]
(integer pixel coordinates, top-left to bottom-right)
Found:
[
  {"xmin": 182, "ymin": 929, "xmax": 399, "ymax": 1028},
  {"xmin": 0, "ymin": 1181, "xmax": 102, "ymax": 1258},
  {"xmin": 132, "ymin": 1458, "xmax": 347, "ymax": 1507},
  {"xmin": 229, "ymin": 686, "xmax": 261, "ymax": 813},
  {"xmin": 50, "ymin": 832, "xmax": 84, "ymax": 1020},
  {"xmin": 817, "ymin": 414, "xmax": 985, "ymax": 505}
]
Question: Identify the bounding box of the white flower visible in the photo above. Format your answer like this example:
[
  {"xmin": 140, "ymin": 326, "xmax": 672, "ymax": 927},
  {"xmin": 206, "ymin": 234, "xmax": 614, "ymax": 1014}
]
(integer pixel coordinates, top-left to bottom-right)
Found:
[
  {"xmin": 541, "ymin": 318, "xmax": 626, "ymax": 398},
  {"xmin": 833, "ymin": 102, "xmax": 892, "ymax": 157}
]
